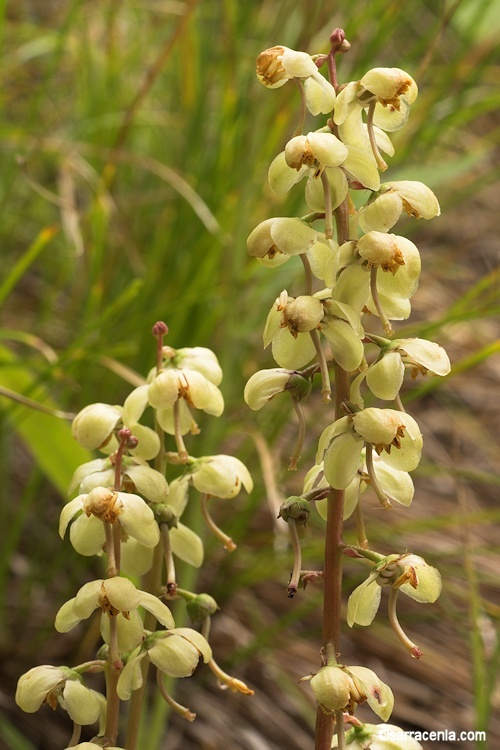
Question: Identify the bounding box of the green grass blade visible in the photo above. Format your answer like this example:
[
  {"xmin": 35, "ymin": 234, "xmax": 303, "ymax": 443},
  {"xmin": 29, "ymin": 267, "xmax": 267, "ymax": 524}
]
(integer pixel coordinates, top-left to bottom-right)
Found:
[{"xmin": 0, "ymin": 225, "xmax": 58, "ymax": 307}]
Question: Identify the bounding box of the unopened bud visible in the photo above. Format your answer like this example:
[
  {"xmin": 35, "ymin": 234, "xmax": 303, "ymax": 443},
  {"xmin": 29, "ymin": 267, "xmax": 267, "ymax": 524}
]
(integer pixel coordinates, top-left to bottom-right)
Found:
[
  {"xmin": 285, "ymin": 372, "xmax": 313, "ymax": 402},
  {"xmin": 155, "ymin": 504, "xmax": 179, "ymax": 528},
  {"xmin": 279, "ymin": 496, "xmax": 310, "ymax": 524},
  {"xmin": 152, "ymin": 321, "xmax": 169, "ymax": 337},
  {"xmin": 186, "ymin": 594, "xmax": 219, "ymax": 622}
]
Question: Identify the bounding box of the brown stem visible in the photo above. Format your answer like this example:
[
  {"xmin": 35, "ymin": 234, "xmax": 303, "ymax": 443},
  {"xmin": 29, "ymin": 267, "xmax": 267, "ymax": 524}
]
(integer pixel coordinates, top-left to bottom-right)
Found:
[
  {"xmin": 334, "ymin": 199, "xmax": 350, "ymax": 245},
  {"xmin": 104, "ymin": 617, "xmax": 122, "ymax": 744},
  {"xmin": 126, "ymin": 379, "xmax": 167, "ymax": 750},
  {"xmin": 327, "ymin": 30, "xmax": 350, "ymax": 93},
  {"xmin": 152, "ymin": 320, "xmax": 168, "ymax": 372},
  {"xmin": 315, "ymin": 363, "xmax": 349, "ymax": 750},
  {"xmin": 104, "ymin": 522, "xmax": 118, "ymax": 577},
  {"xmin": 314, "ymin": 173, "xmax": 352, "ymax": 750}
]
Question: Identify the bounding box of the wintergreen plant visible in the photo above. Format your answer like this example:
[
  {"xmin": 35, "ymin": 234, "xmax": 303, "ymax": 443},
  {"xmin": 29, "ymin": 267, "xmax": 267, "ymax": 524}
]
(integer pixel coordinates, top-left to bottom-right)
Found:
[
  {"xmin": 15, "ymin": 323, "xmax": 253, "ymax": 748},
  {"xmin": 246, "ymin": 30, "xmax": 449, "ymax": 750}
]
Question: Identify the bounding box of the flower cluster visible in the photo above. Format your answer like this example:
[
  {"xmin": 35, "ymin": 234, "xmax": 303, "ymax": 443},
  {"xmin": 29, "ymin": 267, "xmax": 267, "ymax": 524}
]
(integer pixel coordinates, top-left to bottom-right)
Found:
[
  {"xmin": 247, "ymin": 31, "xmax": 448, "ymax": 745},
  {"xmin": 16, "ymin": 330, "xmax": 253, "ymax": 745}
]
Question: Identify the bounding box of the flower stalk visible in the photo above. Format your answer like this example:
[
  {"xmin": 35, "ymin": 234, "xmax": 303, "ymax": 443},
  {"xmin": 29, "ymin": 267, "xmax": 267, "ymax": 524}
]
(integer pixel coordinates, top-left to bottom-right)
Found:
[{"xmin": 250, "ymin": 27, "xmax": 446, "ymax": 750}]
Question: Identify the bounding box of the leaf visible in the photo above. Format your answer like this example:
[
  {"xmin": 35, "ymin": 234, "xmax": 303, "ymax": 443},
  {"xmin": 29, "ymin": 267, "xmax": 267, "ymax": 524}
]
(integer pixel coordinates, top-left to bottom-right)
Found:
[{"xmin": 0, "ymin": 344, "xmax": 91, "ymax": 495}]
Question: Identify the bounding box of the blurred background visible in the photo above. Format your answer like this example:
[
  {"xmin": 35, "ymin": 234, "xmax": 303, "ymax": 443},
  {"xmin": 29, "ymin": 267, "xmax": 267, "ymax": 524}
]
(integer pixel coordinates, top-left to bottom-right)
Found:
[{"xmin": 1, "ymin": 1, "xmax": 499, "ymax": 748}]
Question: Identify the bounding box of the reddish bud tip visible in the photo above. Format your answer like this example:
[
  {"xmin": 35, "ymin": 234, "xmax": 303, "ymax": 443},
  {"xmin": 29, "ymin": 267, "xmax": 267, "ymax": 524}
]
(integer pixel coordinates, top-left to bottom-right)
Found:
[
  {"xmin": 152, "ymin": 321, "xmax": 169, "ymax": 337},
  {"xmin": 330, "ymin": 28, "xmax": 346, "ymax": 46},
  {"xmin": 117, "ymin": 427, "xmax": 132, "ymax": 441},
  {"xmin": 343, "ymin": 548, "xmax": 364, "ymax": 558},
  {"xmin": 126, "ymin": 435, "xmax": 139, "ymax": 449},
  {"xmin": 314, "ymin": 54, "xmax": 328, "ymax": 69},
  {"xmin": 411, "ymin": 646, "xmax": 423, "ymax": 659}
]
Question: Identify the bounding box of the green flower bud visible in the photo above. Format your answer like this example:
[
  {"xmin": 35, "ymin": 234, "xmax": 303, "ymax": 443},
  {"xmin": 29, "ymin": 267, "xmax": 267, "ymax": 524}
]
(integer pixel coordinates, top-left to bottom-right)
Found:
[
  {"xmin": 278, "ymin": 496, "xmax": 310, "ymax": 524},
  {"xmin": 154, "ymin": 503, "xmax": 179, "ymax": 528},
  {"xmin": 285, "ymin": 371, "xmax": 313, "ymax": 401},
  {"xmin": 186, "ymin": 594, "xmax": 219, "ymax": 622}
]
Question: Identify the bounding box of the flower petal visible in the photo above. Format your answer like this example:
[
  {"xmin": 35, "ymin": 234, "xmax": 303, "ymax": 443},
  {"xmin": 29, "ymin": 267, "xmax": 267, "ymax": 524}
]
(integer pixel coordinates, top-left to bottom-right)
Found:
[
  {"xmin": 169, "ymin": 523, "xmax": 204, "ymax": 568},
  {"xmin": 324, "ymin": 431, "xmax": 364, "ymax": 490},
  {"xmin": 55, "ymin": 597, "xmax": 82, "ymax": 633},
  {"xmin": 70, "ymin": 513, "xmax": 106, "ymax": 556},
  {"xmin": 347, "ymin": 577, "xmax": 381, "ymax": 627},
  {"xmin": 272, "ymin": 329, "xmax": 316, "ymax": 369},
  {"xmin": 122, "ymin": 385, "xmax": 149, "ymax": 426},
  {"xmin": 62, "ymin": 680, "xmax": 101, "ymax": 725},
  {"xmin": 124, "ymin": 464, "xmax": 168, "ymax": 504},
  {"xmin": 116, "ymin": 651, "xmax": 147, "ymax": 701},
  {"xmin": 138, "ymin": 591, "xmax": 175, "ymax": 629},
  {"xmin": 268, "ymin": 151, "xmax": 308, "ymax": 194}
]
